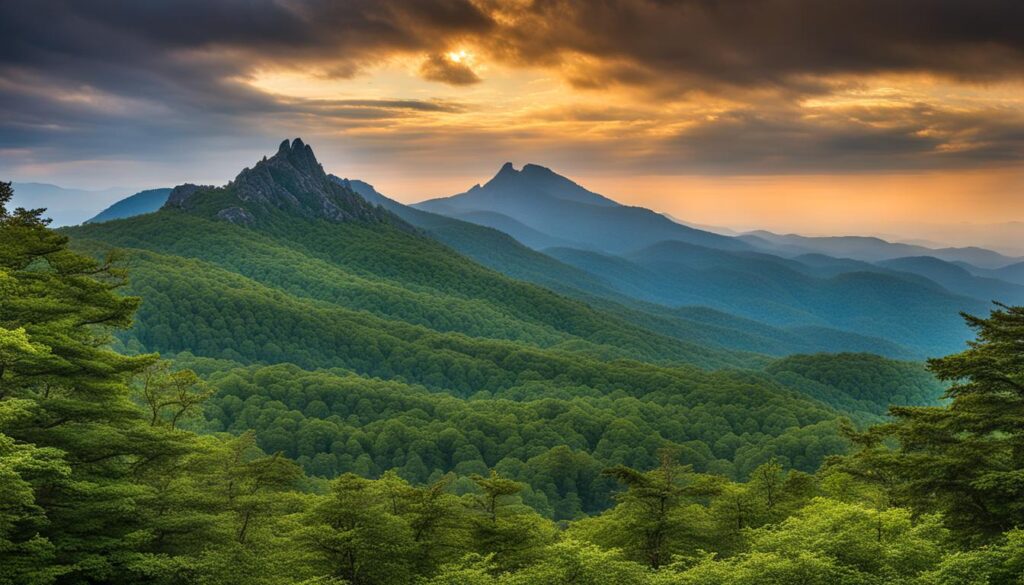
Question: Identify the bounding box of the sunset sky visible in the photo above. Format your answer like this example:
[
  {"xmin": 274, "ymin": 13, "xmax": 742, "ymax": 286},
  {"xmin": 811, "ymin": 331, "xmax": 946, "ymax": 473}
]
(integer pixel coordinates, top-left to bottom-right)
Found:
[{"xmin": 2, "ymin": 0, "xmax": 1023, "ymax": 244}]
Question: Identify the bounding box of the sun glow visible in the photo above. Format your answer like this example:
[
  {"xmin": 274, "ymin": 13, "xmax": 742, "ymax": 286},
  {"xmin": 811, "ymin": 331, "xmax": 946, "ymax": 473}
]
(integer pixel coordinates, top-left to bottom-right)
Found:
[{"xmin": 447, "ymin": 50, "xmax": 470, "ymax": 63}]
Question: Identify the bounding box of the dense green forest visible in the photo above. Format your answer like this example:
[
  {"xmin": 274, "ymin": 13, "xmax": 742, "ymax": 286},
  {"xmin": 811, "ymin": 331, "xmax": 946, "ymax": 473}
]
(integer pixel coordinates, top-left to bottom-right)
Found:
[
  {"xmin": 49, "ymin": 142, "xmax": 952, "ymax": 500},
  {"xmin": 3, "ymin": 181, "xmax": 1024, "ymax": 584},
  {"xmin": 58, "ymin": 187, "xmax": 948, "ymax": 502}
]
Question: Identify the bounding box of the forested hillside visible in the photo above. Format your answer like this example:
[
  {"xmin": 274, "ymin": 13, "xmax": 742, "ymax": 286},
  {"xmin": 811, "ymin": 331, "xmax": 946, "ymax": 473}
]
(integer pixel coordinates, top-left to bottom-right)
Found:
[
  {"xmin": 3, "ymin": 180, "xmax": 1022, "ymax": 584},
  {"xmin": 417, "ymin": 165, "xmax": 1020, "ymax": 358},
  {"xmin": 58, "ymin": 142, "xmax": 948, "ymax": 491},
  {"xmin": 341, "ymin": 177, "xmax": 917, "ymax": 359}
]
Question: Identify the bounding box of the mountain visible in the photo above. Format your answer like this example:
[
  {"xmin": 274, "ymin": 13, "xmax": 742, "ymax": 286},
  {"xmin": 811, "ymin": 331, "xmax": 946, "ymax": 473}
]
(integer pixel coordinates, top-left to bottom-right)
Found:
[
  {"xmin": 877, "ymin": 256, "xmax": 1024, "ymax": 304},
  {"xmin": 955, "ymin": 260, "xmax": 1024, "ymax": 287},
  {"xmin": 86, "ymin": 188, "xmax": 172, "ymax": 223},
  {"xmin": 741, "ymin": 230, "xmax": 1020, "ymax": 269},
  {"xmin": 164, "ymin": 138, "xmax": 399, "ymax": 228},
  {"xmin": 340, "ymin": 176, "xmax": 915, "ymax": 359},
  {"xmin": 545, "ymin": 240, "xmax": 988, "ymax": 357},
  {"xmin": 359, "ymin": 167, "xmax": 988, "ymax": 357},
  {"xmin": 415, "ymin": 162, "xmax": 749, "ymax": 253},
  {"xmin": 68, "ymin": 139, "xmax": 760, "ymax": 373},
  {"xmin": 11, "ymin": 182, "xmax": 130, "ymax": 226},
  {"xmin": 335, "ymin": 176, "xmax": 627, "ymax": 300},
  {"xmin": 61, "ymin": 138, "xmax": 947, "ymax": 500}
]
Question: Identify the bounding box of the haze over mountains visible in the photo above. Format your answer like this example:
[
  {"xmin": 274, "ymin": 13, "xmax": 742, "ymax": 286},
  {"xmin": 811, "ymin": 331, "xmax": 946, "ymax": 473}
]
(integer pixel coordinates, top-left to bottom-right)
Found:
[
  {"xmin": 11, "ymin": 182, "xmax": 133, "ymax": 226},
  {"xmin": 406, "ymin": 162, "xmax": 1021, "ymax": 357},
  {"xmin": 415, "ymin": 162, "xmax": 749, "ymax": 253},
  {"xmin": 37, "ymin": 150, "xmax": 1023, "ymax": 361},
  {"xmin": 740, "ymin": 230, "xmax": 1018, "ymax": 269},
  {"xmin": 87, "ymin": 188, "xmax": 172, "ymax": 223}
]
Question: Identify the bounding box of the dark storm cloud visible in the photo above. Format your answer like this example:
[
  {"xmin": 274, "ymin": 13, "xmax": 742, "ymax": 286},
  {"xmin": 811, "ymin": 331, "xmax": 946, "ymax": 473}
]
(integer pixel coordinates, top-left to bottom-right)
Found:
[
  {"xmin": 419, "ymin": 54, "xmax": 483, "ymax": 85},
  {"xmin": 1, "ymin": 0, "xmax": 1023, "ymax": 175},
  {"xmin": 481, "ymin": 0, "xmax": 1024, "ymax": 89},
  {"xmin": 657, "ymin": 107, "xmax": 1024, "ymax": 173},
  {"xmin": 5, "ymin": 0, "xmax": 1020, "ymax": 88},
  {"xmin": 0, "ymin": 0, "xmax": 491, "ymax": 156}
]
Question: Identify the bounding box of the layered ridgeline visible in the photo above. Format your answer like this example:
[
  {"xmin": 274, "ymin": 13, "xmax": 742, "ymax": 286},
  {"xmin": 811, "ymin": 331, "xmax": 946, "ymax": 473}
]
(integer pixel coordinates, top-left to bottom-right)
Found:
[
  {"xmin": 740, "ymin": 230, "xmax": 1019, "ymax": 268},
  {"xmin": 415, "ymin": 162, "xmax": 749, "ymax": 253},
  {"xmin": 415, "ymin": 163, "xmax": 1014, "ymax": 357},
  {"xmin": 73, "ymin": 159, "xmax": 1023, "ymax": 358},
  {"xmin": 337, "ymin": 177, "xmax": 917, "ymax": 359},
  {"xmin": 66, "ymin": 139, "xmax": 945, "ymax": 517}
]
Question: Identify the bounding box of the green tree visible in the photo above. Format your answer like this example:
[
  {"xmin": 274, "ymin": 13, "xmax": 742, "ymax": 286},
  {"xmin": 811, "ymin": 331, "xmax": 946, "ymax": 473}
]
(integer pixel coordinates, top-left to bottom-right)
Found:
[
  {"xmin": 468, "ymin": 470, "xmax": 554, "ymax": 573},
  {"xmin": 669, "ymin": 499, "xmax": 949, "ymax": 585},
  {"xmin": 133, "ymin": 360, "xmax": 212, "ymax": 430},
  {"xmin": 302, "ymin": 473, "xmax": 415, "ymax": 584},
  {"xmin": 0, "ymin": 399, "xmax": 68, "ymax": 585},
  {"xmin": 217, "ymin": 432, "xmax": 303, "ymax": 544},
  {"xmin": 0, "ymin": 182, "xmax": 195, "ymax": 583},
  {"xmin": 844, "ymin": 305, "xmax": 1024, "ymax": 544},
  {"xmin": 501, "ymin": 539, "xmax": 650, "ymax": 585},
  {"xmin": 581, "ymin": 448, "xmax": 715, "ymax": 569}
]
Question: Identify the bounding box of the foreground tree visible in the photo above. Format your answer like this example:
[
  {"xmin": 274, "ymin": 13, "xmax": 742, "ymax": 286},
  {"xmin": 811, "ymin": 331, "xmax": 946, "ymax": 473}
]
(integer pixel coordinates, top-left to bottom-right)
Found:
[
  {"xmin": 843, "ymin": 304, "xmax": 1024, "ymax": 544},
  {"xmin": 0, "ymin": 184, "xmax": 303, "ymax": 585},
  {"xmin": 571, "ymin": 448, "xmax": 716, "ymax": 569},
  {"xmin": 0, "ymin": 181, "xmax": 193, "ymax": 582},
  {"xmin": 669, "ymin": 499, "xmax": 948, "ymax": 585},
  {"xmin": 467, "ymin": 470, "xmax": 555, "ymax": 573},
  {"xmin": 302, "ymin": 473, "xmax": 416, "ymax": 585}
]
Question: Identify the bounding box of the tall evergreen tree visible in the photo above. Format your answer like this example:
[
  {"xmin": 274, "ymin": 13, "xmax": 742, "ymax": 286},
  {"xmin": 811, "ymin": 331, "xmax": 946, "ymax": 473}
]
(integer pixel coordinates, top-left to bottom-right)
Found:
[
  {"xmin": 843, "ymin": 304, "xmax": 1024, "ymax": 543},
  {"xmin": 581, "ymin": 448, "xmax": 717, "ymax": 569},
  {"xmin": 0, "ymin": 183, "xmax": 194, "ymax": 583}
]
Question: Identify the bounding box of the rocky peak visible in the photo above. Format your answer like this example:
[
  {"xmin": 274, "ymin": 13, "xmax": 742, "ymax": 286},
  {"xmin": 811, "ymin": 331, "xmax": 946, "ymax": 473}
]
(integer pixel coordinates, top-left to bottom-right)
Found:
[
  {"xmin": 165, "ymin": 183, "xmax": 211, "ymax": 209},
  {"xmin": 273, "ymin": 137, "xmax": 324, "ymax": 180},
  {"xmin": 521, "ymin": 163, "xmax": 555, "ymax": 176},
  {"xmin": 226, "ymin": 138, "xmax": 394, "ymax": 224},
  {"xmin": 163, "ymin": 138, "xmax": 407, "ymax": 228},
  {"xmin": 483, "ymin": 162, "xmax": 521, "ymax": 188}
]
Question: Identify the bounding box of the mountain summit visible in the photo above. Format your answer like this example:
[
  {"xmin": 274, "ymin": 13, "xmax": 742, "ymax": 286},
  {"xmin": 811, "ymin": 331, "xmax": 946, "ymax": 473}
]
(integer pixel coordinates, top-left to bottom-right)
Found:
[
  {"xmin": 165, "ymin": 138, "xmax": 398, "ymax": 227},
  {"xmin": 415, "ymin": 162, "xmax": 749, "ymax": 253},
  {"xmin": 456, "ymin": 162, "xmax": 620, "ymax": 208}
]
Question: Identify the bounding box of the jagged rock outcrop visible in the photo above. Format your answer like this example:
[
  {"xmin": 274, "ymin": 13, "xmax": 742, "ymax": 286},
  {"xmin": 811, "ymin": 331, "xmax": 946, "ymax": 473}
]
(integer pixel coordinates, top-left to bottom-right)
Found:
[
  {"xmin": 226, "ymin": 138, "xmax": 390, "ymax": 223},
  {"xmin": 165, "ymin": 183, "xmax": 211, "ymax": 209},
  {"xmin": 161, "ymin": 138, "xmax": 406, "ymax": 229},
  {"xmin": 215, "ymin": 206, "xmax": 255, "ymax": 226}
]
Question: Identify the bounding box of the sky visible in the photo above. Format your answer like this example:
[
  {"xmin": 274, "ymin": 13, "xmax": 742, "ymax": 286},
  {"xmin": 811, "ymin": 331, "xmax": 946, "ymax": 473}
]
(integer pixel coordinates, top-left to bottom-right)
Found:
[{"xmin": 2, "ymin": 0, "xmax": 1023, "ymax": 244}]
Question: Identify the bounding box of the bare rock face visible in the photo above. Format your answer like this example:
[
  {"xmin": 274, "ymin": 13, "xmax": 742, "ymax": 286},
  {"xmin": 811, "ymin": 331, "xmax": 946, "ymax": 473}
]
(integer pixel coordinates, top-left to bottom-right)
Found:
[
  {"xmin": 165, "ymin": 183, "xmax": 211, "ymax": 209},
  {"xmin": 159, "ymin": 138, "xmax": 405, "ymax": 230},
  {"xmin": 228, "ymin": 138, "xmax": 387, "ymax": 223},
  {"xmin": 215, "ymin": 206, "xmax": 255, "ymax": 226}
]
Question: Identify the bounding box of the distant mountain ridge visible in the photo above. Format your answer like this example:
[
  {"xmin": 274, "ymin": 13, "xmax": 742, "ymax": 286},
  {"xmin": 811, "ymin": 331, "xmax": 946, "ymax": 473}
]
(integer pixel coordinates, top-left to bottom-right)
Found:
[
  {"xmin": 741, "ymin": 230, "xmax": 1020, "ymax": 269},
  {"xmin": 545, "ymin": 240, "xmax": 989, "ymax": 357},
  {"xmin": 11, "ymin": 182, "xmax": 130, "ymax": 226},
  {"xmin": 49, "ymin": 152, "xmax": 1022, "ymax": 357},
  {"xmin": 955, "ymin": 260, "xmax": 1024, "ymax": 287},
  {"xmin": 877, "ymin": 256, "xmax": 1024, "ymax": 304},
  {"xmin": 338, "ymin": 175, "xmax": 919, "ymax": 359},
  {"xmin": 87, "ymin": 188, "xmax": 171, "ymax": 223},
  {"xmin": 415, "ymin": 162, "xmax": 749, "ymax": 253}
]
